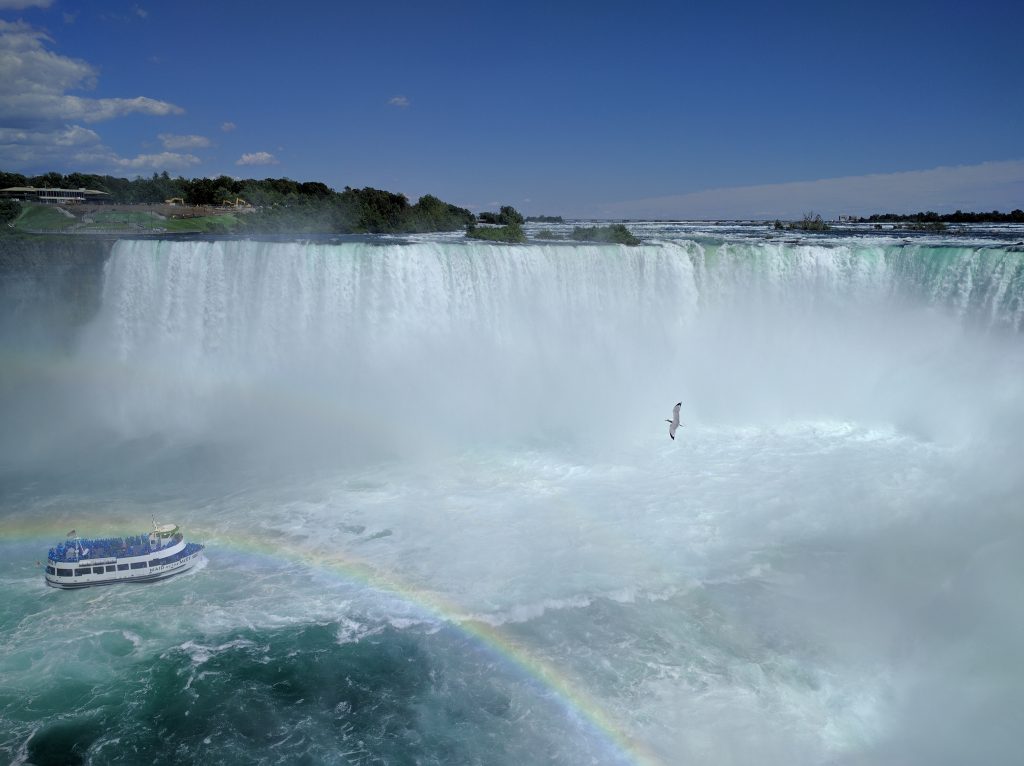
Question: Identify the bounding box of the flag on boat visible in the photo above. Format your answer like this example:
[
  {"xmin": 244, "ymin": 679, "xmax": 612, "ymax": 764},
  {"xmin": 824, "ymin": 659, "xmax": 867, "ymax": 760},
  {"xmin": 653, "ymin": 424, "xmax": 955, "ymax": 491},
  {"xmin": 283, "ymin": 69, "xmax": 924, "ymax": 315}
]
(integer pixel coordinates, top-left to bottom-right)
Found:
[{"xmin": 67, "ymin": 529, "xmax": 76, "ymax": 537}]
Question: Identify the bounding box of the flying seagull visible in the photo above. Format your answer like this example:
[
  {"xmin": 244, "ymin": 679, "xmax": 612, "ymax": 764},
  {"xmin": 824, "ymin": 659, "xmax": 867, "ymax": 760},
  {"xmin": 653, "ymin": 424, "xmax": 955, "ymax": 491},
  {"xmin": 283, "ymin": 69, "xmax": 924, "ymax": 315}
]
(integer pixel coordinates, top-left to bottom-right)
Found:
[{"xmin": 666, "ymin": 402, "xmax": 683, "ymax": 440}]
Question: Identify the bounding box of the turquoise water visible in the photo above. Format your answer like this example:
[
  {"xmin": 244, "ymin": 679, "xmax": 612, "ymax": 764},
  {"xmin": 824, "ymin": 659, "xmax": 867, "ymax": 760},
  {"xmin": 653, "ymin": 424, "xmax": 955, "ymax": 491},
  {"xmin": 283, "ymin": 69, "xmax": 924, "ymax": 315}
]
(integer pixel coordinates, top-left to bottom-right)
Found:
[{"xmin": 2, "ymin": 230, "xmax": 1022, "ymax": 765}]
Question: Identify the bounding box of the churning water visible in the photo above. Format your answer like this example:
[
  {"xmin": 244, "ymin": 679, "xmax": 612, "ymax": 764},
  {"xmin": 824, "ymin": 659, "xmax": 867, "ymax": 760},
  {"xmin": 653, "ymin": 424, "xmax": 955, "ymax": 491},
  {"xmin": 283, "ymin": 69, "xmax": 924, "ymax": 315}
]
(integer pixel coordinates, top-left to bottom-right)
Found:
[{"xmin": 1, "ymin": 226, "xmax": 1023, "ymax": 765}]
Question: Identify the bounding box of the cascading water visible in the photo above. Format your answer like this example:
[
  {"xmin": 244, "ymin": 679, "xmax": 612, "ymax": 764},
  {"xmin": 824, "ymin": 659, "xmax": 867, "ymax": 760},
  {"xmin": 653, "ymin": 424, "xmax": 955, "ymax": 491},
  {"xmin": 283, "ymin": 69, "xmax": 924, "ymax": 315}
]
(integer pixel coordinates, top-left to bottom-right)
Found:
[
  {"xmin": 76, "ymin": 239, "xmax": 702, "ymax": 448},
  {"xmin": 1, "ymin": 230, "xmax": 1022, "ymax": 765}
]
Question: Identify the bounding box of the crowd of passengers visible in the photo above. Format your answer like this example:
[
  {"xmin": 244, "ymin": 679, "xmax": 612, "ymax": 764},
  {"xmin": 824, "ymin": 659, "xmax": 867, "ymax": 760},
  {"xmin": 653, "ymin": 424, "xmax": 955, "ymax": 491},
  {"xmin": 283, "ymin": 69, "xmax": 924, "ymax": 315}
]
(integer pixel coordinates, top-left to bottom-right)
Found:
[{"xmin": 48, "ymin": 534, "xmax": 181, "ymax": 562}]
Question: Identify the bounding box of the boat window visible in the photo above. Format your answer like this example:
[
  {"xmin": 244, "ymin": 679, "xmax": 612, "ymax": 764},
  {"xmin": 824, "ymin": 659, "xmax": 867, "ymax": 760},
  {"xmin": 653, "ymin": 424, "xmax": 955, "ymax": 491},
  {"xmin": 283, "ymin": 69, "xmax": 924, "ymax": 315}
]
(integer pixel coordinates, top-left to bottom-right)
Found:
[
  {"xmin": 130, "ymin": 561, "xmax": 147, "ymax": 569},
  {"xmin": 75, "ymin": 569, "xmax": 90, "ymax": 576},
  {"xmin": 117, "ymin": 564, "xmax": 129, "ymax": 571},
  {"xmin": 57, "ymin": 568, "xmax": 72, "ymax": 576},
  {"xmin": 46, "ymin": 566, "xmax": 55, "ymax": 575},
  {"xmin": 93, "ymin": 567, "xmax": 106, "ymax": 574},
  {"xmin": 106, "ymin": 565, "xmax": 116, "ymax": 572}
]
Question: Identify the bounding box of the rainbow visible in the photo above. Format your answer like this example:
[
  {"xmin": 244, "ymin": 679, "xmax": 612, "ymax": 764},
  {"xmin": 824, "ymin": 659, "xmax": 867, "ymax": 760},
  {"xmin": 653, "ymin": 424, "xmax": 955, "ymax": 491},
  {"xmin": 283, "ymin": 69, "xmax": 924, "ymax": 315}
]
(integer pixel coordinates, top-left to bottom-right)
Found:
[{"xmin": 1, "ymin": 517, "xmax": 663, "ymax": 766}]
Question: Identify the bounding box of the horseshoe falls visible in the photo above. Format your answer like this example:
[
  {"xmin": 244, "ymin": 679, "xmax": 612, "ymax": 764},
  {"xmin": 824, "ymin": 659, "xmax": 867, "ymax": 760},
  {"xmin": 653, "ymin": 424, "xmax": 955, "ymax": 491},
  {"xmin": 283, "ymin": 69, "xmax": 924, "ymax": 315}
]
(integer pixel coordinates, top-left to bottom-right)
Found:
[{"xmin": 2, "ymin": 229, "xmax": 1023, "ymax": 766}]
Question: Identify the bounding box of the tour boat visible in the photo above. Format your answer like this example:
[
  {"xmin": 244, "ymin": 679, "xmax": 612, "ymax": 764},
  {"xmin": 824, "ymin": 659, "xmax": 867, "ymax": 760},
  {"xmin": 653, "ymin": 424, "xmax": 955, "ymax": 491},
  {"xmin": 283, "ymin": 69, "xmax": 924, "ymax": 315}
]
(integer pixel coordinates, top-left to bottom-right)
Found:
[{"xmin": 44, "ymin": 522, "xmax": 204, "ymax": 589}]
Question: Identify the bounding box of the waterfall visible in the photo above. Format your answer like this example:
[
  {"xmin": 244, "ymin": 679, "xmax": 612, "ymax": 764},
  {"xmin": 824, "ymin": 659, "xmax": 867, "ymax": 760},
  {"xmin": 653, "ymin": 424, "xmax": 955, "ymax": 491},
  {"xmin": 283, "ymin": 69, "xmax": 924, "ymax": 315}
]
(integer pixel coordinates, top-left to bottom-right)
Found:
[{"xmin": 64, "ymin": 238, "xmax": 1021, "ymax": 449}]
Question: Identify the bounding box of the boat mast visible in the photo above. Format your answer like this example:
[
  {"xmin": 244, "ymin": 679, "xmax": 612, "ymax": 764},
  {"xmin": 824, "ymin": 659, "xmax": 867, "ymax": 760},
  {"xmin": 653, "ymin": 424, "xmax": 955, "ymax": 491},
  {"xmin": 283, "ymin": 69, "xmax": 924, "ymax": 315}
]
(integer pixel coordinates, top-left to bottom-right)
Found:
[{"xmin": 67, "ymin": 529, "xmax": 82, "ymax": 559}]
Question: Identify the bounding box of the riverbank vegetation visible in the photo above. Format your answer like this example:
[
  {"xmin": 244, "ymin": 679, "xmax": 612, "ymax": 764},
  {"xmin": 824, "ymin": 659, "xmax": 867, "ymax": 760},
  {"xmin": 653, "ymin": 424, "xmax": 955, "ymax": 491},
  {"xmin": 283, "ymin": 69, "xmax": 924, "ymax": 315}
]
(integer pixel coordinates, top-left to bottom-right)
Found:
[
  {"xmin": 0, "ymin": 198, "xmax": 20, "ymax": 225},
  {"xmin": 569, "ymin": 223, "xmax": 641, "ymax": 245},
  {"xmin": 478, "ymin": 206, "xmax": 524, "ymax": 226},
  {"xmin": 857, "ymin": 209, "xmax": 1024, "ymax": 224},
  {"xmin": 466, "ymin": 205, "xmax": 529, "ymax": 242},
  {"xmin": 465, "ymin": 222, "xmax": 527, "ymax": 243},
  {"xmin": 0, "ymin": 170, "xmax": 475, "ymax": 235},
  {"xmin": 774, "ymin": 213, "xmax": 830, "ymax": 232}
]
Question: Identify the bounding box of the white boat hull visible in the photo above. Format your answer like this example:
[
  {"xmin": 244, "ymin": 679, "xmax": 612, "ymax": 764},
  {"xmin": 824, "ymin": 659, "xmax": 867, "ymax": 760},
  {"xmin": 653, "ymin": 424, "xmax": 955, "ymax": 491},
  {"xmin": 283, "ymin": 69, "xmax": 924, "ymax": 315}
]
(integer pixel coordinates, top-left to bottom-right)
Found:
[
  {"xmin": 45, "ymin": 551, "xmax": 202, "ymax": 588},
  {"xmin": 44, "ymin": 536, "xmax": 204, "ymax": 589}
]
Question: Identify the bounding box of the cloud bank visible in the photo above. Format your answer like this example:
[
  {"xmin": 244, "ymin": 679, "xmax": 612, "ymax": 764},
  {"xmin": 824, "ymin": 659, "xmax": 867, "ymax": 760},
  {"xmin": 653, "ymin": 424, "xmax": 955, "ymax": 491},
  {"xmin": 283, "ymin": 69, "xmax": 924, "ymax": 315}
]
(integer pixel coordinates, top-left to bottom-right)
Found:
[
  {"xmin": 0, "ymin": 20, "xmax": 188, "ymax": 173},
  {"xmin": 0, "ymin": 0, "xmax": 54, "ymax": 9},
  {"xmin": 0, "ymin": 21, "xmax": 182, "ymax": 126},
  {"xmin": 594, "ymin": 160, "xmax": 1024, "ymax": 220}
]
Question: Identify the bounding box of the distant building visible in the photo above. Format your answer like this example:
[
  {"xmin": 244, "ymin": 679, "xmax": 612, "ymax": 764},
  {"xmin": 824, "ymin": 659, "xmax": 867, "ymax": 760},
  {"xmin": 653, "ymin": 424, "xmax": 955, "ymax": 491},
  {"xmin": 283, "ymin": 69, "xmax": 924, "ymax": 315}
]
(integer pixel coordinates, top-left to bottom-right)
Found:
[{"xmin": 0, "ymin": 186, "xmax": 111, "ymax": 204}]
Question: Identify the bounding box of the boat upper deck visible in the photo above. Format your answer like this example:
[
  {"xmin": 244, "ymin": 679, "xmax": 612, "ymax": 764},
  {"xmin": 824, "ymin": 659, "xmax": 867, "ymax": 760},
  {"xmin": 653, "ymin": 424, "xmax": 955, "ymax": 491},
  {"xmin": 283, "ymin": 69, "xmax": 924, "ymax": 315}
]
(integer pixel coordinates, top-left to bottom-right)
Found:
[{"xmin": 49, "ymin": 533, "xmax": 182, "ymax": 563}]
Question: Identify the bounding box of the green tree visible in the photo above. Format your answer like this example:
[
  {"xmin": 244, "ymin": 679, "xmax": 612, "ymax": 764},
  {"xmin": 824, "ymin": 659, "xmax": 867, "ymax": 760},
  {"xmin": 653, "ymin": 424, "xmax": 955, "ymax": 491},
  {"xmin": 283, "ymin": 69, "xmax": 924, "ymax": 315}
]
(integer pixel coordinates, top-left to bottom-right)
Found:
[
  {"xmin": 28, "ymin": 172, "xmax": 64, "ymax": 188},
  {"xmin": 466, "ymin": 221, "xmax": 527, "ymax": 243},
  {"xmin": 0, "ymin": 198, "xmax": 21, "ymax": 225},
  {"xmin": 479, "ymin": 205, "xmax": 524, "ymax": 225},
  {"xmin": 340, "ymin": 186, "xmax": 410, "ymax": 232},
  {"xmin": 403, "ymin": 194, "xmax": 475, "ymax": 232},
  {"xmin": 0, "ymin": 171, "xmax": 28, "ymax": 189},
  {"xmin": 185, "ymin": 177, "xmax": 220, "ymax": 206},
  {"xmin": 498, "ymin": 205, "xmax": 524, "ymax": 225}
]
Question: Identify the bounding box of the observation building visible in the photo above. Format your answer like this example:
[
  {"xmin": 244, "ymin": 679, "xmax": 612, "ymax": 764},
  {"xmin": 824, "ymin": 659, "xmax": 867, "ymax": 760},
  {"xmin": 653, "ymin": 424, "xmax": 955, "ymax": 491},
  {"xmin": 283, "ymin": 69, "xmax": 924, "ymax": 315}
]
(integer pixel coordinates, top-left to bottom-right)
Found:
[{"xmin": 0, "ymin": 186, "xmax": 111, "ymax": 204}]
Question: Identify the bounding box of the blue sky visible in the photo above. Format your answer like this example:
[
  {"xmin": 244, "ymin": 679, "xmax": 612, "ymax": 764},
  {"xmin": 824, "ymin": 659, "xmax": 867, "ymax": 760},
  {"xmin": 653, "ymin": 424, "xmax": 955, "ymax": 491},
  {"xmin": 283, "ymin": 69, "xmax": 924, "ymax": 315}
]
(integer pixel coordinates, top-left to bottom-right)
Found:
[{"xmin": 1, "ymin": 0, "xmax": 1021, "ymax": 218}]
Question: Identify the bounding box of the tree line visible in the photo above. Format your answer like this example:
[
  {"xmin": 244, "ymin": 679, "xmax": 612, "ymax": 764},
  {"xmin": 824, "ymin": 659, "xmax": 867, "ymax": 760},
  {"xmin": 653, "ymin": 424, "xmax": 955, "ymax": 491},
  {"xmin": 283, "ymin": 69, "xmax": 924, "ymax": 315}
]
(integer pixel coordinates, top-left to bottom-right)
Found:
[
  {"xmin": 0, "ymin": 170, "xmax": 476, "ymax": 234},
  {"xmin": 856, "ymin": 209, "xmax": 1024, "ymax": 224}
]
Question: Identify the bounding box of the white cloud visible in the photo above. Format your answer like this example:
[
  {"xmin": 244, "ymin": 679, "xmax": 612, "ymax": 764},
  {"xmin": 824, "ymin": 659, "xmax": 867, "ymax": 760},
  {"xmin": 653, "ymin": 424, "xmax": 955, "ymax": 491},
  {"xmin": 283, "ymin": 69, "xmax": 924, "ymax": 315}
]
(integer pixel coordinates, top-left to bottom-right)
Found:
[
  {"xmin": 111, "ymin": 152, "xmax": 199, "ymax": 170},
  {"xmin": 593, "ymin": 160, "xmax": 1024, "ymax": 220},
  {"xmin": 159, "ymin": 133, "xmax": 210, "ymax": 150},
  {"xmin": 0, "ymin": 124, "xmax": 197, "ymax": 173},
  {"xmin": 0, "ymin": 0, "xmax": 54, "ymax": 9},
  {"xmin": 0, "ymin": 20, "xmax": 191, "ymax": 174},
  {"xmin": 0, "ymin": 18, "xmax": 184, "ymax": 167},
  {"xmin": 221, "ymin": 121, "xmax": 236, "ymax": 132},
  {"xmin": 0, "ymin": 22, "xmax": 95, "ymax": 96},
  {"xmin": 236, "ymin": 151, "xmax": 277, "ymax": 166},
  {"xmin": 3, "ymin": 93, "xmax": 183, "ymax": 125},
  {"xmin": 0, "ymin": 21, "xmax": 183, "ymax": 126},
  {"xmin": 0, "ymin": 123, "xmax": 102, "ymax": 167},
  {"xmin": 0, "ymin": 124, "xmax": 100, "ymax": 147},
  {"xmin": 133, "ymin": 5, "xmax": 147, "ymax": 18},
  {"xmin": 388, "ymin": 95, "xmax": 409, "ymax": 108}
]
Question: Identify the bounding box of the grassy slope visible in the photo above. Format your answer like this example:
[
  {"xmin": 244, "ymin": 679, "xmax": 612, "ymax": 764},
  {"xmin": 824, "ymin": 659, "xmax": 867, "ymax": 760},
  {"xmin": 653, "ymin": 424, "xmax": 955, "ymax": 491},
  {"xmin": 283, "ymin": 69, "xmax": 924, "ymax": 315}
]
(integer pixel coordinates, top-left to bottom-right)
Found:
[
  {"xmin": 14, "ymin": 205, "xmax": 75, "ymax": 231},
  {"xmin": 161, "ymin": 214, "xmax": 240, "ymax": 232},
  {"xmin": 12, "ymin": 204, "xmax": 241, "ymax": 234}
]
